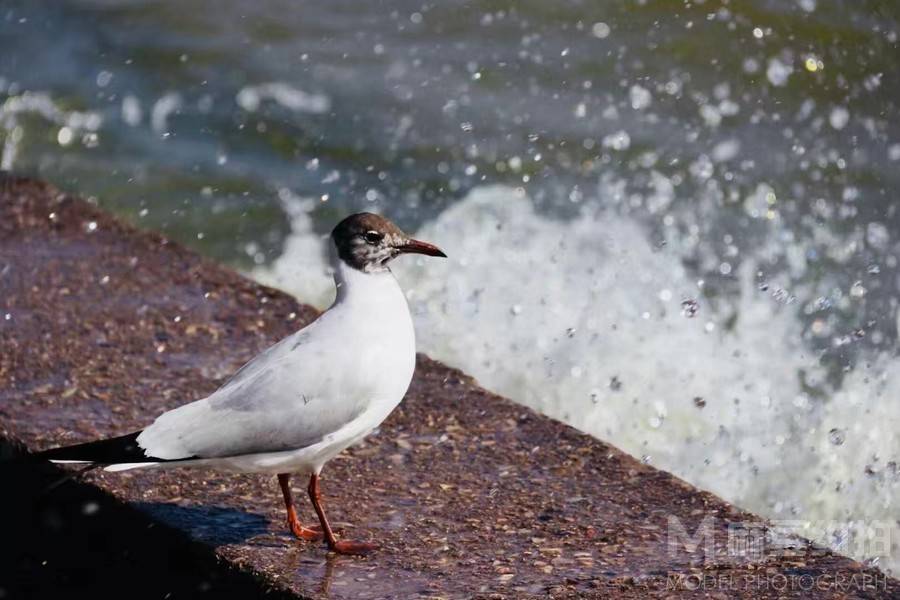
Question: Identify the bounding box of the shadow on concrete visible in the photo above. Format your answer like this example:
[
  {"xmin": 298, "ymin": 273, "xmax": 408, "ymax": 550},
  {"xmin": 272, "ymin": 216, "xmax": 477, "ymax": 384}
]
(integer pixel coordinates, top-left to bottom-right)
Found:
[
  {"xmin": 0, "ymin": 442, "xmax": 296, "ymax": 600},
  {"xmin": 136, "ymin": 502, "xmax": 272, "ymax": 546}
]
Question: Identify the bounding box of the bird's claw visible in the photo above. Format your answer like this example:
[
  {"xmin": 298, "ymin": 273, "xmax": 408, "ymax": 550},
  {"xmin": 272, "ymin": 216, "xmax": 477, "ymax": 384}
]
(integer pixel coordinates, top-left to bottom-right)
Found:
[
  {"xmin": 329, "ymin": 539, "xmax": 379, "ymax": 555},
  {"xmin": 288, "ymin": 522, "xmax": 324, "ymax": 541}
]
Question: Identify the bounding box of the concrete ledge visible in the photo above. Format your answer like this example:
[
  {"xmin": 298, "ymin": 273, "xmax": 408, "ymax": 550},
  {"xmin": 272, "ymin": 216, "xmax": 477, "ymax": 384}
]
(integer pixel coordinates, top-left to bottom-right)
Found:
[{"xmin": 0, "ymin": 175, "xmax": 894, "ymax": 599}]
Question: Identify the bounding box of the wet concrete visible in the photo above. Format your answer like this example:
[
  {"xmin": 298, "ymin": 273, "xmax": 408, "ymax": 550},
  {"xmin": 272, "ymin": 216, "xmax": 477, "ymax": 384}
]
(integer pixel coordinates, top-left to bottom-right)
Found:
[{"xmin": 1, "ymin": 175, "xmax": 896, "ymax": 599}]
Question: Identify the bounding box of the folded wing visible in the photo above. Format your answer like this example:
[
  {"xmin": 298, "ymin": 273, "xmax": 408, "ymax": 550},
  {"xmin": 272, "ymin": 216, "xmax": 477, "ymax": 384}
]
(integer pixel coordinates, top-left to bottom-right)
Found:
[{"xmin": 137, "ymin": 319, "xmax": 371, "ymax": 460}]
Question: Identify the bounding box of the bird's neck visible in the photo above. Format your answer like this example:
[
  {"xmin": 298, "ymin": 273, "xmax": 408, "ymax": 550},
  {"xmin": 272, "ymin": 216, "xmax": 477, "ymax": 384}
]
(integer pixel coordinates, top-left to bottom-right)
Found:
[
  {"xmin": 327, "ymin": 256, "xmax": 415, "ymax": 357},
  {"xmin": 331, "ymin": 259, "xmax": 404, "ymax": 309}
]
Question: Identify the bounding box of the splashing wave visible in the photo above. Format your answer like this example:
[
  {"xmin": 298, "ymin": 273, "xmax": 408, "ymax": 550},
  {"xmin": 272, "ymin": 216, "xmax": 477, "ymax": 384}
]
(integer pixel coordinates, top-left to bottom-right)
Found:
[{"xmin": 257, "ymin": 184, "xmax": 898, "ymax": 571}]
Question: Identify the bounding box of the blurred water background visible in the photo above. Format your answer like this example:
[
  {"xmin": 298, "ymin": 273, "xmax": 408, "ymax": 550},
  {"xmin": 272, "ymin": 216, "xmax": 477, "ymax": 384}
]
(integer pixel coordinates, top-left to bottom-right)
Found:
[{"xmin": 2, "ymin": 0, "xmax": 898, "ymax": 572}]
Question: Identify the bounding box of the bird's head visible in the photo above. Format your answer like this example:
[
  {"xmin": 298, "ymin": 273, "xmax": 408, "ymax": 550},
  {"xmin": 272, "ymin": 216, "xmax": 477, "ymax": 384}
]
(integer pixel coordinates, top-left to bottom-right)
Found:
[{"xmin": 331, "ymin": 213, "xmax": 446, "ymax": 273}]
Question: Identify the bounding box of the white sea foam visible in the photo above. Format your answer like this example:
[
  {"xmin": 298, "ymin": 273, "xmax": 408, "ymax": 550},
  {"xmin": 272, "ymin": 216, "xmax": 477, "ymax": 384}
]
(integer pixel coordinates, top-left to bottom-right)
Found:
[
  {"xmin": 256, "ymin": 184, "xmax": 899, "ymax": 571},
  {"xmin": 0, "ymin": 91, "xmax": 102, "ymax": 170},
  {"xmin": 150, "ymin": 92, "xmax": 182, "ymax": 134},
  {"xmin": 236, "ymin": 83, "xmax": 331, "ymax": 114}
]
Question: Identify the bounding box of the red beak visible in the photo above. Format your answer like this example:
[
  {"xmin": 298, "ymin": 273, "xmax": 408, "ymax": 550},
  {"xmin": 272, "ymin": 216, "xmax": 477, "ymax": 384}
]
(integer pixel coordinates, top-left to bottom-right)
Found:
[{"xmin": 396, "ymin": 238, "xmax": 447, "ymax": 258}]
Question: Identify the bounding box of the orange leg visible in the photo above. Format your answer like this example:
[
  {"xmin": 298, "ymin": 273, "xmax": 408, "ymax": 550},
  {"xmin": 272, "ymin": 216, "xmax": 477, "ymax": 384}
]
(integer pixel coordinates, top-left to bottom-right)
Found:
[
  {"xmin": 278, "ymin": 473, "xmax": 323, "ymax": 541},
  {"xmin": 307, "ymin": 473, "xmax": 378, "ymax": 555}
]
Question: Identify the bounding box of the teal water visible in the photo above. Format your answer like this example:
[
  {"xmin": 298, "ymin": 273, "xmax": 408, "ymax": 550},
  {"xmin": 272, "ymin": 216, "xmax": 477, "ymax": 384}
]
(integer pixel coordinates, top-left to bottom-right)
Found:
[{"xmin": 2, "ymin": 0, "xmax": 898, "ymax": 572}]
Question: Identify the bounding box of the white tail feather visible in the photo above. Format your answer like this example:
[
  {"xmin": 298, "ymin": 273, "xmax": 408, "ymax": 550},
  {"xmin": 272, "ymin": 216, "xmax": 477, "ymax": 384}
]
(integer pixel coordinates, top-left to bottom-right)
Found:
[{"xmin": 104, "ymin": 462, "xmax": 160, "ymax": 472}]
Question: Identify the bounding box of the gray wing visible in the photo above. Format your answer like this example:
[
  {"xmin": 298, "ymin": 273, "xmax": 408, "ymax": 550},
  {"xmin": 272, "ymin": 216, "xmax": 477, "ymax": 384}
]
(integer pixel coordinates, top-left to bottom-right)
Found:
[{"xmin": 136, "ymin": 319, "xmax": 371, "ymax": 460}]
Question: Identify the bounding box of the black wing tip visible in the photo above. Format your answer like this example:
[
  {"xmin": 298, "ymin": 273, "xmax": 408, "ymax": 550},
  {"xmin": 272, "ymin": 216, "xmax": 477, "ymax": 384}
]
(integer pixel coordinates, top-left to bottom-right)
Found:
[{"xmin": 35, "ymin": 431, "xmax": 148, "ymax": 464}]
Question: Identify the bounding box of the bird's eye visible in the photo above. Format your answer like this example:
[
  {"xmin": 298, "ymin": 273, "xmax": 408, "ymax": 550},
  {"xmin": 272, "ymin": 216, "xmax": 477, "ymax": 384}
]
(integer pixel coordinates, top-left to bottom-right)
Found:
[{"xmin": 364, "ymin": 231, "xmax": 383, "ymax": 244}]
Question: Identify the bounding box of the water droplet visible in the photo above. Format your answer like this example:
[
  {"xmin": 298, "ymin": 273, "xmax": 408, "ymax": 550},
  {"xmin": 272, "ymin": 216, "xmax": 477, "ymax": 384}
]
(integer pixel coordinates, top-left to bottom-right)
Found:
[
  {"xmin": 828, "ymin": 428, "xmax": 845, "ymax": 446},
  {"xmin": 766, "ymin": 57, "xmax": 793, "ymax": 87},
  {"xmin": 609, "ymin": 376, "xmax": 622, "ymax": 391},
  {"xmin": 890, "ymin": 144, "xmax": 900, "ymax": 161},
  {"xmin": 681, "ymin": 298, "xmax": 699, "ymax": 318},
  {"xmin": 122, "ymin": 95, "xmax": 142, "ymax": 126},
  {"xmin": 629, "ymin": 85, "xmax": 652, "ymax": 111},
  {"xmin": 866, "ymin": 222, "xmax": 890, "ymax": 250},
  {"xmin": 771, "ymin": 287, "xmax": 796, "ymax": 304},
  {"xmin": 57, "ymin": 127, "xmax": 74, "ymax": 146},
  {"xmin": 510, "ymin": 304, "xmax": 522, "ymax": 316},
  {"xmin": 641, "ymin": 455, "xmax": 652, "ymax": 465},
  {"xmin": 693, "ymin": 397, "xmax": 706, "ymax": 409},
  {"xmin": 863, "ymin": 556, "xmax": 880, "ymax": 568},
  {"xmin": 601, "ymin": 130, "xmax": 631, "ymax": 151},
  {"xmin": 95, "ymin": 70, "xmax": 113, "ymax": 88},
  {"xmin": 829, "ymin": 106, "xmax": 850, "ymax": 130},
  {"xmin": 82, "ymin": 132, "xmax": 99, "ymax": 148},
  {"xmin": 85, "ymin": 221, "xmax": 98, "ymax": 233},
  {"xmin": 811, "ymin": 319, "xmax": 828, "ymax": 336},
  {"xmin": 591, "ymin": 22, "xmax": 611, "ymax": 39}
]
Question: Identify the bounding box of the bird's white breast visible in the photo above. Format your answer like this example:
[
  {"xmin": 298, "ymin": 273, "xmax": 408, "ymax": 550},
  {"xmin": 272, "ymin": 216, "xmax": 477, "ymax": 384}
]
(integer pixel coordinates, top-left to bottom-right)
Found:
[{"xmin": 322, "ymin": 261, "xmax": 417, "ymax": 404}]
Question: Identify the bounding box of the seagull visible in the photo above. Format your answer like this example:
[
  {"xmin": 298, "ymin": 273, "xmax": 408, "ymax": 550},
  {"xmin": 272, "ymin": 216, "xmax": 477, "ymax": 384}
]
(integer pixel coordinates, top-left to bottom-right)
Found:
[{"xmin": 35, "ymin": 213, "xmax": 446, "ymax": 555}]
